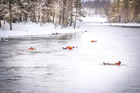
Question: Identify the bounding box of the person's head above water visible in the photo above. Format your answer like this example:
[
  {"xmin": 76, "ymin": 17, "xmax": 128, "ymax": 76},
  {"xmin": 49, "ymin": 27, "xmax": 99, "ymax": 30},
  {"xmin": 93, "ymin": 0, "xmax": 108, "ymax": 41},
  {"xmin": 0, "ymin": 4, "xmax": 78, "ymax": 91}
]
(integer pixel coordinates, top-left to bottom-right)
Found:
[{"xmin": 118, "ymin": 61, "xmax": 121, "ymax": 65}]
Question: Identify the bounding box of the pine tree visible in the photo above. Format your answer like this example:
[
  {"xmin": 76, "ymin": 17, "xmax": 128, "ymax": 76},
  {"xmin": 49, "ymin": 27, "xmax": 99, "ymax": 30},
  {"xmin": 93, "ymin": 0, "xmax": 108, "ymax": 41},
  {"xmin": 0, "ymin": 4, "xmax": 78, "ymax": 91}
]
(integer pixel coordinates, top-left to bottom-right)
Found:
[
  {"xmin": 52, "ymin": 1, "xmax": 60, "ymax": 28},
  {"xmin": 94, "ymin": 0, "xmax": 101, "ymax": 14},
  {"xmin": 62, "ymin": 0, "xmax": 67, "ymax": 28},
  {"xmin": 0, "ymin": 0, "xmax": 8, "ymax": 25},
  {"xmin": 102, "ymin": 0, "xmax": 111, "ymax": 22},
  {"xmin": 0, "ymin": 0, "xmax": 83, "ymax": 30},
  {"xmin": 123, "ymin": 0, "xmax": 130, "ymax": 23},
  {"xmin": 74, "ymin": 0, "xmax": 82, "ymax": 29},
  {"xmin": 70, "ymin": 0, "xmax": 74, "ymax": 26},
  {"xmin": 134, "ymin": 0, "xmax": 140, "ymax": 23}
]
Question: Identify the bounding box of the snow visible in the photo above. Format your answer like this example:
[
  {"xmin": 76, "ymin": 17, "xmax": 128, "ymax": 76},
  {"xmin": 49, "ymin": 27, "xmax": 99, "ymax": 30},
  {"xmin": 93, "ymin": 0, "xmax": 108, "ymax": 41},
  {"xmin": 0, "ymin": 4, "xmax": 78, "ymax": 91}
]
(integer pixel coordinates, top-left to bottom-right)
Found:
[
  {"xmin": 81, "ymin": 15, "xmax": 140, "ymax": 27},
  {"xmin": 87, "ymin": 22, "xmax": 140, "ymax": 27},
  {"xmin": 81, "ymin": 15, "xmax": 107, "ymax": 23},
  {"xmin": 0, "ymin": 15, "xmax": 140, "ymax": 40},
  {"xmin": 82, "ymin": 15, "xmax": 140, "ymax": 27},
  {"xmin": 0, "ymin": 22, "xmax": 82, "ymax": 39},
  {"xmin": 108, "ymin": 23, "xmax": 140, "ymax": 27}
]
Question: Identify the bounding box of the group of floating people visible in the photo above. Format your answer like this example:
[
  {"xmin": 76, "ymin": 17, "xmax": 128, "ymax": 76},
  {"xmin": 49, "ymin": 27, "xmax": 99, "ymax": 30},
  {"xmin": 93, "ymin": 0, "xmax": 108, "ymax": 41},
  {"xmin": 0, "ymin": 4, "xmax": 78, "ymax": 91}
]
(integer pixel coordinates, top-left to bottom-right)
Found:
[
  {"xmin": 1, "ymin": 31, "xmax": 122, "ymax": 66},
  {"xmin": 28, "ymin": 39, "xmax": 121, "ymax": 66},
  {"xmin": 61, "ymin": 40, "xmax": 97, "ymax": 50}
]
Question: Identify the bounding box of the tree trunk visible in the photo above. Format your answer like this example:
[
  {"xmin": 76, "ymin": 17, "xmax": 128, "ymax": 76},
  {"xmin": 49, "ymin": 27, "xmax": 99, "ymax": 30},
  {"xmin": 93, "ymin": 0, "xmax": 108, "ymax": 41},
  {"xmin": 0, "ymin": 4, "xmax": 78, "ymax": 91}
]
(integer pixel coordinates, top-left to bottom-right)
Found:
[
  {"xmin": 134, "ymin": 0, "xmax": 140, "ymax": 23},
  {"xmin": 0, "ymin": 19, "xmax": 1, "ymax": 28},
  {"xmin": 9, "ymin": 0, "xmax": 12, "ymax": 30},
  {"xmin": 70, "ymin": 13, "xmax": 73, "ymax": 26},
  {"xmin": 59, "ymin": 14, "xmax": 61, "ymax": 25},
  {"xmin": 70, "ymin": 0, "xmax": 73, "ymax": 26},
  {"xmin": 53, "ymin": 12, "xmax": 55, "ymax": 23},
  {"xmin": 74, "ymin": 8, "xmax": 77, "ymax": 29},
  {"xmin": 4, "ymin": 16, "xmax": 6, "ymax": 24},
  {"xmin": 62, "ymin": 0, "xmax": 66, "ymax": 28},
  {"xmin": 62, "ymin": 7, "xmax": 65, "ymax": 27},
  {"xmin": 0, "ymin": 0, "xmax": 1, "ymax": 27}
]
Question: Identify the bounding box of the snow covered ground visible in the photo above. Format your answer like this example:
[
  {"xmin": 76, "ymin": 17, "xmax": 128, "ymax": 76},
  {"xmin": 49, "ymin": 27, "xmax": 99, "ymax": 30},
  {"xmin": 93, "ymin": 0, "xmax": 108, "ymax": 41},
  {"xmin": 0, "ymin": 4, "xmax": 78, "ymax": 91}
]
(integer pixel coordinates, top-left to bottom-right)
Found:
[
  {"xmin": 0, "ymin": 15, "xmax": 140, "ymax": 39},
  {"xmin": 82, "ymin": 15, "xmax": 140, "ymax": 27},
  {"xmin": 0, "ymin": 22, "xmax": 82, "ymax": 39},
  {"xmin": 81, "ymin": 15, "xmax": 107, "ymax": 23},
  {"xmin": 86, "ymin": 22, "xmax": 140, "ymax": 27}
]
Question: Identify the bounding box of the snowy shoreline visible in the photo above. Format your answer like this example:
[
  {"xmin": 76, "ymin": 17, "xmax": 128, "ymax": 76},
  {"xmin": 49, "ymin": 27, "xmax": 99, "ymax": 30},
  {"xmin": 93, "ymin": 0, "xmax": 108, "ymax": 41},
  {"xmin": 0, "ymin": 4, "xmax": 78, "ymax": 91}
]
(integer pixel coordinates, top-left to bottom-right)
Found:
[
  {"xmin": 1, "ymin": 22, "xmax": 140, "ymax": 41},
  {"xmin": 82, "ymin": 16, "xmax": 140, "ymax": 28},
  {"xmin": 0, "ymin": 22, "xmax": 83, "ymax": 39},
  {"xmin": 85, "ymin": 22, "xmax": 140, "ymax": 28},
  {"xmin": 108, "ymin": 23, "xmax": 140, "ymax": 28},
  {"xmin": 1, "ymin": 16, "xmax": 140, "ymax": 40}
]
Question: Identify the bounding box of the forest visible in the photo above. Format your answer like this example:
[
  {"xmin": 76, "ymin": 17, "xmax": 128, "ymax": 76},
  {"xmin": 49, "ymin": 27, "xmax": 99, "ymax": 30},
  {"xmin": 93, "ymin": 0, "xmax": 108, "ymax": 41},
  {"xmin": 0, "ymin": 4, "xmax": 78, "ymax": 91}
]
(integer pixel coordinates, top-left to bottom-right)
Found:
[
  {"xmin": 0, "ymin": 0, "xmax": 82, "ymax": 30},
  {"xmin": 0, "ymin": 0, "xmax": 140, "ymax": 30},
  {"xmin": 82, "ymin": 0, "xmax": 140, "ymax": 23}
]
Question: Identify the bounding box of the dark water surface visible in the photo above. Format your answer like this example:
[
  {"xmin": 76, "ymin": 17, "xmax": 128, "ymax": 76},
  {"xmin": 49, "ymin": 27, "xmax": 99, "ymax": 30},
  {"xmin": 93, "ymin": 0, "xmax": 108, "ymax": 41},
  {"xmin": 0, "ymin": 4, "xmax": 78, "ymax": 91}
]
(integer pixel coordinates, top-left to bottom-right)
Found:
[{"xmin": 0, "ymin": 25, "xmax": 140, "ymax": 93}]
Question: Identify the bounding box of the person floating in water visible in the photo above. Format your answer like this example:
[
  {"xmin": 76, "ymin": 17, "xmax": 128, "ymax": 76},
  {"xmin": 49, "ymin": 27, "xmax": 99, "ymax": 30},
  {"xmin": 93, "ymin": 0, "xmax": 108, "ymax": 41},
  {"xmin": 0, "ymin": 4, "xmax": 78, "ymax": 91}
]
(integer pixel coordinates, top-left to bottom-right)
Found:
[
  {"xmin": 62, "ymin": 46, "xmax": 77, "ymax": 50},
  {"xmin": 103, "ymin": 61, "xmax": 121, "ymax": 66},
  {"xmin": 29, "ymin": 47, "xmax": 35, "ymax": 50},
  {"xmin": 91, "ymin": 40, "xmax": 97, "ymax": 42}
]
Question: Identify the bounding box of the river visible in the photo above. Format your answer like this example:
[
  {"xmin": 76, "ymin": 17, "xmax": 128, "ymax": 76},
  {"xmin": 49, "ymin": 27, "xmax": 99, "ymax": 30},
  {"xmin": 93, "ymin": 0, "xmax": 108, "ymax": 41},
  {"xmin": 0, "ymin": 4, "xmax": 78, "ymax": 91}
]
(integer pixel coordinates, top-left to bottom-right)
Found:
[{"xmin": 0, "ymin": 24, "xmax": 140, "ymax": 93}]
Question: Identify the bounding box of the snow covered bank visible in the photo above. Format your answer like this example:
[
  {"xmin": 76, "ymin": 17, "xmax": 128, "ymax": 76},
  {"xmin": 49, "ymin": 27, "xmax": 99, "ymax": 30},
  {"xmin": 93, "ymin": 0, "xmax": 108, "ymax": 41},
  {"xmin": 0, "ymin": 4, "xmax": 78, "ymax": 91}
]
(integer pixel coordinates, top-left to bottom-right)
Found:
[
  {"xmin": 0, "ymin": 22, "xmax": 82, "ymax": 39},
  {"xmin": 81, "ymin": 15, "xmax": 107, "ymax": 23},
  {"xmin": 82, "ymin": 15, "xmax": 140, "ymax": 28},
  {"xmin": 86, "ymin": 22, "xmax": 140, "ymax": 28},
  {"xmin": 1, "ymin": 15, "xmax": 140, "ymax": 40},
  {"xmin": 109, "ymin": 23, "xmax": 140, "ymax": 28}
]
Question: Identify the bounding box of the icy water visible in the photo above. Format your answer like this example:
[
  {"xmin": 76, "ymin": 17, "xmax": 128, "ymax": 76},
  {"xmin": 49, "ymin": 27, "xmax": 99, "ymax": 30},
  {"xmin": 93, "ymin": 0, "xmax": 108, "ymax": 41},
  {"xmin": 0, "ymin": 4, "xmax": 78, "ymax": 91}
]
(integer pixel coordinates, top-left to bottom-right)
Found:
[{"xmin": 0, "ymin": 25, "xmax": 140, "ymax": 93}]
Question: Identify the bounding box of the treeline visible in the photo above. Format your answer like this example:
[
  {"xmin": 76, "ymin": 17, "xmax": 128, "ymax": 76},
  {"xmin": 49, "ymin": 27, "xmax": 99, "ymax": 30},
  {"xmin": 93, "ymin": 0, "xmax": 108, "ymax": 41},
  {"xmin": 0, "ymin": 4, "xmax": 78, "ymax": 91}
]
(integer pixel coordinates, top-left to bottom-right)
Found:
[
  {"xmin": 82, "ymin": 0, "xmax": 140, "ymax": 23},
  {"xmin": 0, "ymin": 0, "xmax": 82, "ymax": 30},
  {"xmin": 108, "ymin": 0, "xmax": 140, "ymax": 23},
  {"xmin": 82, "ymin": 0, "xmax": 111, "ymax": 15}
]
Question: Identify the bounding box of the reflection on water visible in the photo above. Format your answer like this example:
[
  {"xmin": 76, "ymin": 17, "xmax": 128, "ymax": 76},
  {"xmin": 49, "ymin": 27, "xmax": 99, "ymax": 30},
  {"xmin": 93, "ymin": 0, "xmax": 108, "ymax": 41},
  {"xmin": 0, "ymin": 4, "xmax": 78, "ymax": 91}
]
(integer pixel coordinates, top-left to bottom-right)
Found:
[{"xmin": 0, "ymin": 26, "xmax": 140, "ymax": 93}]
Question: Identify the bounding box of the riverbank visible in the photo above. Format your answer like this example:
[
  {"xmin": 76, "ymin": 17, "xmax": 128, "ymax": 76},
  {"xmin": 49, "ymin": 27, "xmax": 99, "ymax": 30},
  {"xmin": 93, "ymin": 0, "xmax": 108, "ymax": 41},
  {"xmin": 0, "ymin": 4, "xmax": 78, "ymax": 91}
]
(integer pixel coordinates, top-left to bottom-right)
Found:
[
  {"xmin": 1, "ymin": 16, "xmax": 140, "ymax": 39},
  {"xmin": 86, "ymin": 22, "xmax": 140, "ymax": 27},
  {"xmin": 82, "ymin": 16, "xmax": 140, "ymax": 27},
  {"xmin": 109, "ymin": 23, "xmax": 140, "ymax": 28},
  {"xmin": 0, "ymin": 22, "xmax": 82, "ymax": 39}
]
